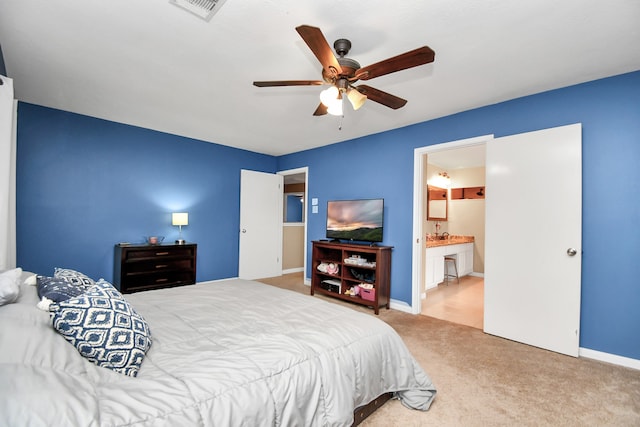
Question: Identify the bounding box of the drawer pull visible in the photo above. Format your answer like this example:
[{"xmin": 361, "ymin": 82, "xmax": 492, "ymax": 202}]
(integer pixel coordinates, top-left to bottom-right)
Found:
[
  {"xmin": 155, "ymin": 264, "xmax": 168, "ymax": 269},
  {"xmin": 155, "ymin": 252, "xmax": 170, "ymax": 256},
  {"xmin": 155, "ymin": 278, "xmax": 169, "ymax": 283}
]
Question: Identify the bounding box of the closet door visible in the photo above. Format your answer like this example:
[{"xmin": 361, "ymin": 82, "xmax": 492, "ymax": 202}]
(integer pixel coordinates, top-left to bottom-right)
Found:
[
  {"xmin": 484, "ymin": 123, "xmax": 582, "ymax": 357},
  {"xmin": 238, "ymin": 170, "xmax": 283, "ymax": 279}
]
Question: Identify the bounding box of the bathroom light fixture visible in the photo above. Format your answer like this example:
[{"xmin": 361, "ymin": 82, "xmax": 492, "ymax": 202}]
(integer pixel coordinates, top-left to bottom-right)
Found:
[
  {"xmin": 172, "ymin": 212, "xmax": 189, "ymax": 244},
  {"xmin": 429, "ymin": 171, "xmax": 451, "ymax": 188},
  {"xmin": 438, "ymin": 172, "xmax": 451, "ymax": 188}
]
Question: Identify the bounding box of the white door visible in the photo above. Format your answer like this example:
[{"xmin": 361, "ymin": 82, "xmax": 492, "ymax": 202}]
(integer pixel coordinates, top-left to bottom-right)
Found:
[
  {"xmin": 238, "ymin": 170, "xmax": 283, "ymax": 280},
  {"xmin": 484, "ymin": 123, "xmax": 582, "ymax": 356}
]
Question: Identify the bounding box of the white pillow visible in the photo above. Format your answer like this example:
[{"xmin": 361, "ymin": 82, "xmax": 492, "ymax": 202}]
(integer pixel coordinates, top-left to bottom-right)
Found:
[
  {"xmin": 24, "ymin": 274, "xmax": 37, "ymax": 286},
  {"xmin": 0, "ymin": 267, "xmax": 23, "ymax": 306}
]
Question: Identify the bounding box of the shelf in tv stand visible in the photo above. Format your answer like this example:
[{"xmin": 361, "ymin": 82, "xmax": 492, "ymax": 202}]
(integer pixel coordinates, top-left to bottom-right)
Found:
[
  {"xmin": 311, "ymin": 240, "xmax": 393, "ymax": 315},
  {"xmin": 313, "ymin": 286, "xmax": 378, "ymax": 307}
]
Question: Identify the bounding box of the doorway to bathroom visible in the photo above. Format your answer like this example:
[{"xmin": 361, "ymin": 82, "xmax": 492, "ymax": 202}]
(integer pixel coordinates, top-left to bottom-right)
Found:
[
  {"xmin": 412, "ymin": 124, "xmax": 582, "ymax": 357},
  {"xmin": 418, "ymin": 140, "xmax": 488, "ymax": 329}
]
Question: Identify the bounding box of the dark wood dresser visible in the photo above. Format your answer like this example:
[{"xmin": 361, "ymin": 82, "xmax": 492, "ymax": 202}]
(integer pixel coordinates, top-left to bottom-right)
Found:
[{"xmin": 114, "ymin": 243, "xmax": 197, "ymax": 293}]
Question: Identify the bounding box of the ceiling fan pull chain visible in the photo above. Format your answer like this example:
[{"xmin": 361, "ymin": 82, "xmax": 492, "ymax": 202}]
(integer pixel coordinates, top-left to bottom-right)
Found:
[{"xmin": 338, "ymin": 96, "xmax": 345, "ymax": 130}]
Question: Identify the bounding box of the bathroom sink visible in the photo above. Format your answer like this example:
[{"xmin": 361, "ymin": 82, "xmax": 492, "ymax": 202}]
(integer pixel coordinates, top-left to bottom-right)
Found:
[{"xmin": 426, "ymin": 235, "xmax": 475, "ymax": 247}]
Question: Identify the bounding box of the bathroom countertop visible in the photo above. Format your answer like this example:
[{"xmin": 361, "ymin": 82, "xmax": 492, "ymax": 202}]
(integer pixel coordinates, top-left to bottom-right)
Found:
[{"xmin": 426, "ymin": 235, "xmax": 474, "ymax": 248}]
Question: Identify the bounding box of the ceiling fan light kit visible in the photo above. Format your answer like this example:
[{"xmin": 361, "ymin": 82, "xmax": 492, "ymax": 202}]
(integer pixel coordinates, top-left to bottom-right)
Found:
[
  {"xmin": 253, "ymin": 25, "xmax": 435, "ymax": 117},
  {"xmin": 347, "ymin": 88, "xmax": 366, "ymax": 111},
  {"xmin": 319, "ymin": 86, "xmax": 343, "ymax": 116}
]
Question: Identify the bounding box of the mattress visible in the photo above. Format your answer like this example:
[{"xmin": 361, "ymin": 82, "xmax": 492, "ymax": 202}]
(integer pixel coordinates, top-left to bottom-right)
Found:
[{"xmin": 0, "ymin": 274, "xmax": 436, "ymax": 426}]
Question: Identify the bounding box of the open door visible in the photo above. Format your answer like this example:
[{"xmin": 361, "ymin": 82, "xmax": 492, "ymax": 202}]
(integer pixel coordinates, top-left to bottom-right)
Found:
[
  {"xmin": 484, "ymin": 124, "xmax": 582, "ymax": 356},
  {"xmin": 238, "ymin": 170, "xmax": 283, "ymax": 280}
]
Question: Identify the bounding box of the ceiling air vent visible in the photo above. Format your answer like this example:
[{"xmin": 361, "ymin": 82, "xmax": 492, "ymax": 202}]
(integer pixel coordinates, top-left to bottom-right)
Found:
[{"xmin": 169, "ymin": 0, "xmax": 228, "ymax": 22}]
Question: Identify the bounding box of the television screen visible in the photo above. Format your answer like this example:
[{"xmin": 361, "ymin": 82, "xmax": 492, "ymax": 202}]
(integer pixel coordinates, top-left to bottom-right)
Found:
[{"xmin": 326, "ymin": 199, "xmax": 384, "ymax": 243}]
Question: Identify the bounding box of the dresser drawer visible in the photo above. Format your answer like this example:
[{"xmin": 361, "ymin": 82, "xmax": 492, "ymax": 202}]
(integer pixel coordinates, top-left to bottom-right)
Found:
[
  {"xmin": 124, "ymin": 258, "xmax": 194, "ymax": 274},
  {"xmin": 124, "ymin": 246, "xmax": 195, "ymax": 260},
  {"xmin": 120, "ymin": 270, "xmax": 195, "ymax": 293}
]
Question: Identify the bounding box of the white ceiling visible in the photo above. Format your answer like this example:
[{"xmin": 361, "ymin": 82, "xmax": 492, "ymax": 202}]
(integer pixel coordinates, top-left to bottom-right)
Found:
[{"xmin": 1, "ymin": 0, "xmax": 639, "ymax": 156}]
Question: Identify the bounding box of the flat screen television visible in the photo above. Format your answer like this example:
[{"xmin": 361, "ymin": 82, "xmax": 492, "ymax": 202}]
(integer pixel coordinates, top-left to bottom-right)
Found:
[{"xmin": 326, "ymin": 198, "xmax": 384, "ymax": 243}]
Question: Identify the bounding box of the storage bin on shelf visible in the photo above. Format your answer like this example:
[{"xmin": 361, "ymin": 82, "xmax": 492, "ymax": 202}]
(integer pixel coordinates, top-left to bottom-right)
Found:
[{"xmin": 358, "ymin": 285, "xmax": 376, "ymax": 302}]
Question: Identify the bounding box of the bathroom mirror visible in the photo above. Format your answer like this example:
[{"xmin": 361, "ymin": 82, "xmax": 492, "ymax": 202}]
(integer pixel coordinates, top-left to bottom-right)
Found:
[{"xmin": 427, "ymin": 185, "xmax": 448, "ymax": 221}]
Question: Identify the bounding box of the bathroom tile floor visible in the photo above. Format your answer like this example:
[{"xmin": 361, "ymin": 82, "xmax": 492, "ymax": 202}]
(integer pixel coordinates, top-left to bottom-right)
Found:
[{"xmin": 421, "ymin": 275, "xmax": 484, "ymax": 329}]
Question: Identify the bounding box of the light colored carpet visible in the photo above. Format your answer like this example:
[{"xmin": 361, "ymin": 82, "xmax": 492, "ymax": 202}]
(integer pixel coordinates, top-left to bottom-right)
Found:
[{"xmin": 257, "ymin": 273, "xmax": 640, "ymax": 426}]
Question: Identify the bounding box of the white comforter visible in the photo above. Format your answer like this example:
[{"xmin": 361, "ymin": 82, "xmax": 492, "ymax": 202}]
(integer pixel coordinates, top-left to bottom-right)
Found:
[{"xmin": 0, "ymin": 276, "xmax": 436, "ymax": 426}]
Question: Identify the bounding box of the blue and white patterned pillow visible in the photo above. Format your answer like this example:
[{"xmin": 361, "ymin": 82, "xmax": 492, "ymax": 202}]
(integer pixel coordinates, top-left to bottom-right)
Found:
[
  {"xmin": 37, "ymin": 276, "xmax": 87, "ymax": 303},
  {"xmin": 53, "ymin": 267, "xmax": 96, "ymax": 289},
  {"xmin": 49, "ymin": 279, "xmax": 152, "ymax": 377}
]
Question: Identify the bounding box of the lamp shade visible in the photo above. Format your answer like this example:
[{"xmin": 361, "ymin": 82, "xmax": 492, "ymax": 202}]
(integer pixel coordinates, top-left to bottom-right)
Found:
[
  {"xmin": 172, "ymin": 212, "xmax": 189, "ymax": 226},
  {"xmin": 347, "ymin": 88, "xmax": 366, "ymax": 110},
  {"xmin": 319, "ymin": 86, "xmax": 339, "ymax": 107}
]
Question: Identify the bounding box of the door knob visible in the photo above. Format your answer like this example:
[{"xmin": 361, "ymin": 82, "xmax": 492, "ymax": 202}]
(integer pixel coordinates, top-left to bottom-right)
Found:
[
  {"xmin": 566, "ymin": 248, "xmax": 577, "ymax": 256},
  {"xmin": 241, "ymin": 229, "xmax": 247, "ymax": 233}
]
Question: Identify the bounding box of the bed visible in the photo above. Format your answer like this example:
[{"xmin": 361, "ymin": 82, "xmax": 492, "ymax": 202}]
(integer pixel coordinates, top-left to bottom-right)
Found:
[{"xmin": 0, "ymin": 270, "xmax": 436, "ymax": 426}]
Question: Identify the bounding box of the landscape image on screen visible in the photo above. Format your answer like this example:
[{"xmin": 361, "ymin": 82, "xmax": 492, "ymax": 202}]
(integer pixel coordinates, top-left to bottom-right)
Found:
[{"xmin": 326, "ymin": 199, "xmax": 384, "ymax": 242}]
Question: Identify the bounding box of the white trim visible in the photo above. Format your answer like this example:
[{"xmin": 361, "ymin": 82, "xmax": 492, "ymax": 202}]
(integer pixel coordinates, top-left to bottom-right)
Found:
[
  {"xmin": 0, "ymin": 79, "xmax": 16, "ymax": 270},
  {"xmin": 411, "ymin": 135, "xmax": 494, "ymax": 314},
  {"xmin": 277, "ymin": 166, "xmax": 309, "ymax": 280},
  {"xmin": 195, "ymin": 277, "xmax": 238, "ymax": 285},
  {"xmin": 282, "ymin": 267, "xmax": 304, "ymax": 274},
  {"xmin": 579, "ymin": 347, "xmax": 640, "ymax": 371},
  {"xmin": 389, "ymin": 299, "xmax": 414, "ymax": 314}
]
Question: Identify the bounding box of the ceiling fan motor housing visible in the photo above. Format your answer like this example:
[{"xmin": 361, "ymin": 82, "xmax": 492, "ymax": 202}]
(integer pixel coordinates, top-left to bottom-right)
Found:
[
  {"xmin": 322, "ymin": 38, "xmax": 361, "ymax": 85},
  {"xmin": 334, "ymin": 38, "xmax": 352, "ymax": 56}
]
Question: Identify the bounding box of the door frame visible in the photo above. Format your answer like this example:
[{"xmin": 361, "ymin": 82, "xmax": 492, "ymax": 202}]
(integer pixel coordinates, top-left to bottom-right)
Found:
[
  {"xmin": 411, "ymin": 135, "xmax": 494, "ymax": 314},
  {"xmin": 278, "ymin": 166, "xmax": 309, "ymax": 282}
]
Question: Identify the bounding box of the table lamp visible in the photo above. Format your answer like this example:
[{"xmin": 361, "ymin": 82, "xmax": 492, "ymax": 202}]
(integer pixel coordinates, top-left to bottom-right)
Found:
[{"xmin": 172, "ymin": 212, "xmax": 188, "ymax": 244}]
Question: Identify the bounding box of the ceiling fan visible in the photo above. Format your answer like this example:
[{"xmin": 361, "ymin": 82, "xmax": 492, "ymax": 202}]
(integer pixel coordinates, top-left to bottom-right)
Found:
[{"xmin": 253, "ymin": 25, "xmax": 436, "ymax": 116}]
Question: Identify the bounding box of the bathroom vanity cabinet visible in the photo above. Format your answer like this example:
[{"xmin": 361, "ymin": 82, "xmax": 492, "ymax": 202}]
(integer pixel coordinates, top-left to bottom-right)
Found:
[{"xmin": 425, "ymin": 242, "xmax": 474, "ymax": 290}]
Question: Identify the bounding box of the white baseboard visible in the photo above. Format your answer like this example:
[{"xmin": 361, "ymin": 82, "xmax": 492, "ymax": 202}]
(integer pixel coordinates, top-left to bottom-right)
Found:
[
  {"xmin": 282, "ymin": 267, "xmax": 304, "ymax": 274},
  {"xmin": 390, "ymin": 299, "xmax": 414, "ymax": 314},
  {"xmin": 579, "ymin": 347, "xmax": 640, "ymax": 370},
  {"xmin": 196, "ymin": 277, "xmax": 238, "ymax": 285}
]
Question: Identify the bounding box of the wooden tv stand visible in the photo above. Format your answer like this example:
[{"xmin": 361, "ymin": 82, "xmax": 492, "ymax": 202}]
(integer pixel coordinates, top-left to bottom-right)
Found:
[{"xmin": 311, "ymin": 241, "xmax": 392, "ymax": 314}]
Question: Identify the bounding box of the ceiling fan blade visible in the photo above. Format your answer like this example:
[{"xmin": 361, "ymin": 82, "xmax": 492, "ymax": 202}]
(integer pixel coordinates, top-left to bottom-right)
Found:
[
  {"xmin": 253, "ymin": 80, "xmax": 324, "ymax": 87},
  {"xmin": 296, "ymin": 25, "xmax": 342, "ymax": 79},
  {"xmin": 355, "ymin": 85, "xmax": 407, "ymax": 109},
  {"xmin": 313, "ymin": 103, "xmax": 328, "ymax": 116},
  {"xmin": 355, "ymin": 46, "xmax": 435, "ymax": 81}
]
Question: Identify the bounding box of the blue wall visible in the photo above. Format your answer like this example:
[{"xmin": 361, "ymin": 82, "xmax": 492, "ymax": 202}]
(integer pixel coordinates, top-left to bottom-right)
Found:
[
  {"xmin": 277, "ymin": 71, "xmax": 640, "ymax": 361},
  {"xmin": 16, "ymin": 71, "xmax": 640, "ymax": 361},
  {"xmin": 16, "ymin": 103, "xmax": 276, "ymax": 282}
]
